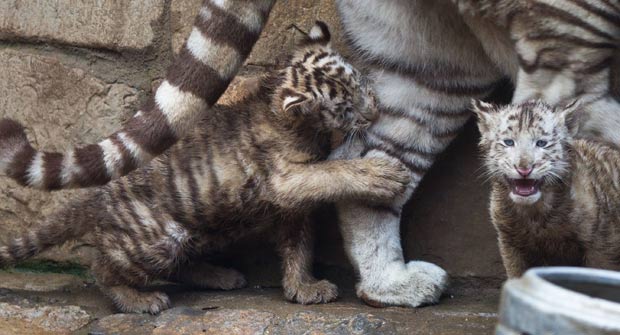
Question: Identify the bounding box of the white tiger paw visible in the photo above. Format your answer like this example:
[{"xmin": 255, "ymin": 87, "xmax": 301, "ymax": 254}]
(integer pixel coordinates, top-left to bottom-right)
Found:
[{"xmin": 356, "ymin": 261, "xmax": 448, "ymax": 308}]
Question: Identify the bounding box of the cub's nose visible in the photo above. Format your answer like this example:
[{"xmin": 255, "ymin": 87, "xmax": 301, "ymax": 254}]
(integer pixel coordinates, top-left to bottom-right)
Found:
[
  {"xmin": 516, "ymin": 166, "xmax": 533, "ymax": 177},
  {"xmin": 360, "ymin": 103, "xmax": 378, "ymax": 122}
]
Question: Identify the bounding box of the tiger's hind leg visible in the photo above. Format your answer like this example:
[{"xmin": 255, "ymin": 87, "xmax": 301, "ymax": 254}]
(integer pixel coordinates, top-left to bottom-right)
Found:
[
  {"xmin": 173, "ymin": 262, "xmax": 247, "ymax": 290},
  {"xmin": 277, "ymin": 216, "xmax": 338, "ymax": 304},
  {"xmin": 90, "ymin": 216, "xmax": 192, "ymax": 314},
  {"xmin": 91, "ymin": 259, "xmax": 171, "ymax": 314}
]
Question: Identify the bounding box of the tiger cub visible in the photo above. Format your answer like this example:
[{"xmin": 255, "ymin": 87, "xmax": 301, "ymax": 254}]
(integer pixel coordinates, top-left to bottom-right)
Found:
[
  {"xmin": 474, "ymin": 100, "xmax": 620, "ymax": 277},
  {"xmin": 0, "ymin": 22, "xmax": 410, "ymax": 314}
]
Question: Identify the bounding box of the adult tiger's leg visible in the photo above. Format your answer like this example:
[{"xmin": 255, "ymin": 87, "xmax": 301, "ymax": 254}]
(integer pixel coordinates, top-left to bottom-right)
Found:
[{"xmin": 334, "ymin": 0, "xmax": 507, "ymax": 307}]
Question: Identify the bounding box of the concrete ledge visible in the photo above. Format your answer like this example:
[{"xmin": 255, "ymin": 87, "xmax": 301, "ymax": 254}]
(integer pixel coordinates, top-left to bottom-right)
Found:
[{"xmin": 0, "ymin": 1, "xmax": 165, "ymax": 51}]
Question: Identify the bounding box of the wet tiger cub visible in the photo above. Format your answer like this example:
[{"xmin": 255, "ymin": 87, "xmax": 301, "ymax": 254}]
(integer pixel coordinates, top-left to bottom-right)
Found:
[
  {"xmin": 475, "ymin": 100, "xmax": 620, "ymax": 277},
  {"xmin": 0, "ymin": 22, "xmax": 410, "ymax": 314}
]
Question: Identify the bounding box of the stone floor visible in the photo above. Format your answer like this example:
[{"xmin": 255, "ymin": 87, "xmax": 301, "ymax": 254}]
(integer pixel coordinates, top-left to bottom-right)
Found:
[{"xmin": 0, "ymin": 268, "xmax": 503, "ymax": 335}]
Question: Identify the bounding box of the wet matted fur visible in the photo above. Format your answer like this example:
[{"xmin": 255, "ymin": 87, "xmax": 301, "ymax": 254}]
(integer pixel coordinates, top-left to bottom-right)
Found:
[
  {"xmin": 2, "ymin": 0, "xmax": 618, "ymax": 308},
  {"xmin": 0, "ymin": 23, "xmax": 410, "ymax": 314},
  {"xmin": 475, "ymin": 100, "xmax": 620, "ymax": 277}
]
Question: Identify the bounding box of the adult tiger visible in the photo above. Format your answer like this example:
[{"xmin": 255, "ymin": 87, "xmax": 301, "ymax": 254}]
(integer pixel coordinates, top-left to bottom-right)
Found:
[{"xmin": 1, "ymin": 0, "xmax": 618, "ymax": 307}]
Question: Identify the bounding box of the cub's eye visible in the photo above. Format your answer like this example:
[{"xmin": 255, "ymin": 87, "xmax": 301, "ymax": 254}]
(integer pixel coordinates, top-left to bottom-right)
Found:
[
  {"xmin": 503, "ymin": 139, "xmax": 515, "ymax": 147},
  {"xmin": 536, "ymin": 140, "xmax": 548, "ymax": 148}
]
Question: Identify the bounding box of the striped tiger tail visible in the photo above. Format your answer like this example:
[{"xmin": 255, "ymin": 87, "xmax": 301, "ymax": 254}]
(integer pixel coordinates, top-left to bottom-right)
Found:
[{"xmin": 0, "ymin": 0, "xmax": 274, "ymax": 190}]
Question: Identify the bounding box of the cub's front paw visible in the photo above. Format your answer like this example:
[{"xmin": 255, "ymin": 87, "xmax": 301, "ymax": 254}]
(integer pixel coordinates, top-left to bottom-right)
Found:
[
  {"xmin": 360, "ymin": 158, "xmax": 411, "ymax": 200},
  {"xmin": 284, "ymin": 280, "xmax": 338, "ymax": 304}
]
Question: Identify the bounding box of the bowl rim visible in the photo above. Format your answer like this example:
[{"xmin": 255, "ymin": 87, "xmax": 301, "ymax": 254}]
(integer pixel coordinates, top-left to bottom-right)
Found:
[{"xmin": 505, "ymin": 266, "xmax": 620, "ymax": 328}]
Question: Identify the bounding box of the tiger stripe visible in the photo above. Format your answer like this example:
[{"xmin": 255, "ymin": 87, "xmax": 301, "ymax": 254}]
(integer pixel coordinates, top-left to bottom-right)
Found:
[
  {"xmin": 366, "ymin": 131, "xmax": 435, "ymax": 167},
  {"xmin": 0, "ymin": 0, "xmax": 274, "ymax": 190},
  {"xmin": 509, "ymin": 0, "xmax": 619, "ymax": 78},
  {"xmin": 25, "ymin": 152, "xmax": 45, "ymax": 189},
  {"xmin": 42, "ymin": 152, "xmax": 63, "ymax": 190},
  {"xmin": 155, "ymin": 81, "xmax": 209, "ymax": 135},
  {"xmin": 332, "ymin": 0, "xmax": 619, "ymax": 308},
  {"xmin": 186, "ymin": 28, "xmax": 242, "ymax": 79},
  {"xmin": 331, "ymin": 0, "xmax": 520, "ymax": 308},
  {"xmin": 0, "ymin": 26, "xmax": 361, "ymax": 311},
  {"xmin": 99, "ymin": 139, "xmax": 124, "ymax": 179},
  {"xmin": 60, "ymin": 150, "xmax": 81, "ymax": 186}
]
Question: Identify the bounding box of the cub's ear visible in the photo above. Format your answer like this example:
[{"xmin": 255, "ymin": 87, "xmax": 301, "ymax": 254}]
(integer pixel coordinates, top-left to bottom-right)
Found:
[
  {"xmin": 558, "ymin": 99, "xmax": 582, "ymax": 137},
  {"xmin": 280, "ymin": 89, "xmax": 313, "ymax": 115},
  {"xmin": 296, "ymin": 21, "xmax": 331, "ymax": 46},
  {"xmin": 308, "ymin": 21, "xmax": 331, "ymax": 43},
  {"xmin": 471, "ymin": 99, "xmax": 497, "ymax": 134}
]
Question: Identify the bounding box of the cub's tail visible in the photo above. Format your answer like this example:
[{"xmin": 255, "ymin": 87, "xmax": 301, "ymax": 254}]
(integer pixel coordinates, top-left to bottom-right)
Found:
[{"xmin": 0, "ymin": 199, "xmax": 97, "ymax": 267}]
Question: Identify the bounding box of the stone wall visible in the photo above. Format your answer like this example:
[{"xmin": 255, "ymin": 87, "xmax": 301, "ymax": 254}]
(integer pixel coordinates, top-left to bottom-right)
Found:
[{"xmin": 0, "ymin": 0, "xmax": 505, "ymax": 283}]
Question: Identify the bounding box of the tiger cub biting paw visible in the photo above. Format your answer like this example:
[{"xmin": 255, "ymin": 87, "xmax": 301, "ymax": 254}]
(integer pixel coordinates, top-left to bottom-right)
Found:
[
  {"xmin": 0, "ymin": 22, "xmax": 410, "ymax": 314},
  {"xmin": 474, "ymin": 100, "xmax": 620, "ymax": 277}
]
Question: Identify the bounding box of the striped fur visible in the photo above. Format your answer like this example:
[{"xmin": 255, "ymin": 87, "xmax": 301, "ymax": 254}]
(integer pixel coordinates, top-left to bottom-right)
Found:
[
  {"xmin": 476, "ymin": 101, "xmax": 620, "ymax": 276},
  {"xmin": 0, "ymin": 25, "xmax": 411, "ymax": 314},
  {"xmin": 0, "ymin": 0, "xmax": 274, "ymax": 190},
  {"xmin": 1, "ymin": 0, "xmax": 618, "ymax": 309},
  {"xmin": 332, "ymin": 0, "xmax": 619, "ymax": 308},
  {"xmin": 456, "ymin": 0, "xmax": 620, "ymax": 144}
]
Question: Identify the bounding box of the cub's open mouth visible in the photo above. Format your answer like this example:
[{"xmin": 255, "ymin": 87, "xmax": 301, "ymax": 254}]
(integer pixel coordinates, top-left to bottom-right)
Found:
[{"xmin": 508, "ymin": 178, "xmax": 541, "ymax": 197}]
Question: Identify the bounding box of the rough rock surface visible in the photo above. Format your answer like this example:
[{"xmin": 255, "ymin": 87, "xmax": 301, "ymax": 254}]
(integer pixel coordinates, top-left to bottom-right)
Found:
[
  {"xmin": 0, "ymin": 50, "xmax": 139, "ymax": 149},
  {"xmin": 89, "ymin": 313, "xmax": 156, "ymax": 335},
  {"xmin": 273, "ymin": 311, "xmax": 397, "ymax": 335},
  {"xmin": 0, "ymin": 49, "xmax": 139, "ymax": 264},
  {"xmin": 91, "ymin": 307, "xmax": 396, "ymax": 335},
  {"xmin": 0, "ymin": 302, "xmax": 90, "ymax": 334},
  {"xmin": 0, "ymin": 1, "xmax": 166, "ymax": 51},
  {"xmin": 0, "ymin": 272, "xmax": 85, "ymax": 292},
  {"xmin": 0, "ymin": 271, "xmax": 501, "ymax": 334},
  {"xmin": 170, "ymin": 0, "xmax": 205, "ymax": 55},
  {"xmin": 153, "ymin": 308, "xmax": 276, "ymax": 335},
  {"xmin": 248, "ymin": 0, "xmax": 345, "ymax": 66}
]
